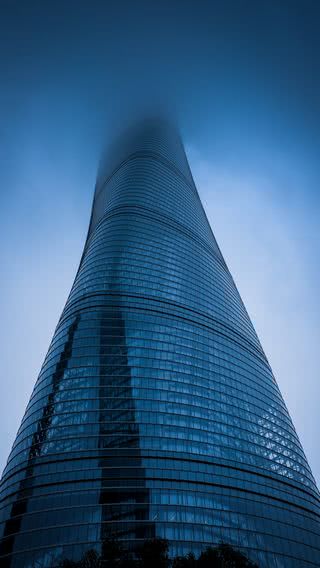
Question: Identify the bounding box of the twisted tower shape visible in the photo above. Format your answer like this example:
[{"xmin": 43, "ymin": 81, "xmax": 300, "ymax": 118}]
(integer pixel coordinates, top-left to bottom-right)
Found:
[{"xmin": 1, "ymin": 120, "xmax": 320, "ymax": 567}]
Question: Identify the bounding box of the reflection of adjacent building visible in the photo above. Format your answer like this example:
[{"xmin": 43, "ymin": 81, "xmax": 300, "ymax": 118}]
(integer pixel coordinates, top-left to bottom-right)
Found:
[
  {"xmin": 0, "ymin": 119, "xmax": 320, "ymax": 567},
  {"xmin": 97, "ymin": 304, "xmax": 154, "ymax": 547},
  {"xmin": 0, "ymin": 315, "xmax": 81, "ymax": 567}
]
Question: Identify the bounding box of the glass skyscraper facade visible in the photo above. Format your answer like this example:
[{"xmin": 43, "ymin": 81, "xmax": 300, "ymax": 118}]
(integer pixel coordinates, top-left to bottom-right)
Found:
[{"xmin": 1, "ymin": 119, "xmax": 320, "ymax": 567}]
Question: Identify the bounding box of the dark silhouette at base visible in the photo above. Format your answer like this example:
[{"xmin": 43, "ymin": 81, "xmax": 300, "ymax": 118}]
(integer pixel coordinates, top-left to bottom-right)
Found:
[{"xmin": 58, "ymin": 538, "xmax": 259, "ymax": 567}]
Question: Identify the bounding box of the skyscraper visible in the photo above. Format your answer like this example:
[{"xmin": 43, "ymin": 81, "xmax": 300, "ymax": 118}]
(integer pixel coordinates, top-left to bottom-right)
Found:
[{"xmin": 0, "ymin": 119, "xmax": 319, "ymax": 567}]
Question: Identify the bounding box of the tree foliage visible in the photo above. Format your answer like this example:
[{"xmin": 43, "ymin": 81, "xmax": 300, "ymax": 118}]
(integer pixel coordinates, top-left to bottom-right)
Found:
[
  {"xmin": 198, "ymin": 543, "xmax": 258, "ymax": 567},
  {"xmin": 57, "ymin": 539, "xmax": 259, "ymax": 567}
]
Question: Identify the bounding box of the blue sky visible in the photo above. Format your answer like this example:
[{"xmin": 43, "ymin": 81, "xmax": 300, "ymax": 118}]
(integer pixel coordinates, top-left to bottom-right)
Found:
[{"xmin": 0, "ymin": 0, "xmax": 319, "ymax": 482}]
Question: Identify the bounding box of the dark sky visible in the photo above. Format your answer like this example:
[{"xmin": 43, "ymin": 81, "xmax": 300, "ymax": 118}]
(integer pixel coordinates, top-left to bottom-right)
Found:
[{"xmin": 0, "ymin": 0, "xmax": 319, "ymax": 482}]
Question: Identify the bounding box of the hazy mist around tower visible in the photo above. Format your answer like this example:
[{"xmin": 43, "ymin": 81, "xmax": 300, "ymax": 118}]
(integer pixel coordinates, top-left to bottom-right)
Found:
[{"xmin": 0, "ymin": 0, "xmax": 319, "ymax": 483}]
